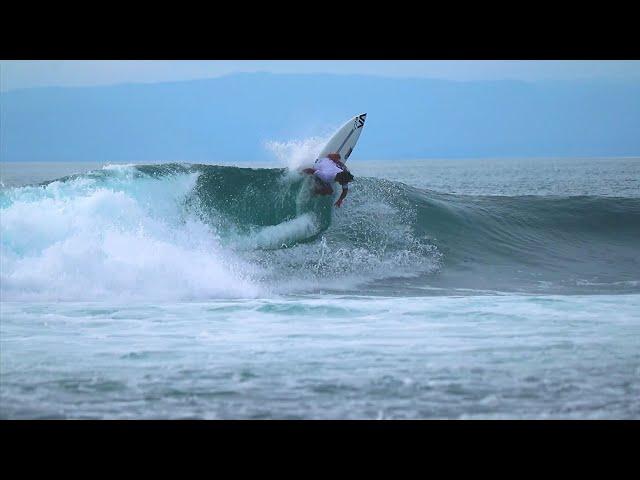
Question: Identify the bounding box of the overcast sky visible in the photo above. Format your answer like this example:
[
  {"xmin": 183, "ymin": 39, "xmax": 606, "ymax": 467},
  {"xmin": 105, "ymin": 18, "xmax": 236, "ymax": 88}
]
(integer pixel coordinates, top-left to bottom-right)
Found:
[{"xmin": 2, "ymin": 60, "xmax": 640, "ymax": 91}]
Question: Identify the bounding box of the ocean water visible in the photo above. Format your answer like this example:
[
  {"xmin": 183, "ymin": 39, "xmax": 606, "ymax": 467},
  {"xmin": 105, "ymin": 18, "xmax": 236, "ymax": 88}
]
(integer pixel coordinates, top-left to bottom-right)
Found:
[{"xmin": 1, "ymin": 157, "xmax": 639, "ymax": 419}]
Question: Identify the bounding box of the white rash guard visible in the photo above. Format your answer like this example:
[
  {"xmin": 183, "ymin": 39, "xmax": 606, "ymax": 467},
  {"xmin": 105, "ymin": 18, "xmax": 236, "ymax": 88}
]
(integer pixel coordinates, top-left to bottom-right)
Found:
[{"xmin": 314, "ymin": 157, "xmax": 343, "ymax": 184}]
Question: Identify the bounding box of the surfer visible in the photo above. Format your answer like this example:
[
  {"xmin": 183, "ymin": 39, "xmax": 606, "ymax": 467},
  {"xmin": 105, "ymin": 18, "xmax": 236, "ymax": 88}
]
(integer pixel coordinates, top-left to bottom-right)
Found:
[{"xmin": 302, "ymin": 153, "xmax": 354, "ymax": 207}]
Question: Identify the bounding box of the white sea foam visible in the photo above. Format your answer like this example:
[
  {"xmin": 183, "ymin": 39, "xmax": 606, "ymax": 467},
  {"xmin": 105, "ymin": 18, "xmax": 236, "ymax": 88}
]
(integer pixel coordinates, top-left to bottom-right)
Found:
[
  {"xmin": 238, "ymin": 213, "xmax": 320, "ymax": 251},
  {"xmin": 0, "ymin": 167, "xmax": 262, "ymax": 301}
]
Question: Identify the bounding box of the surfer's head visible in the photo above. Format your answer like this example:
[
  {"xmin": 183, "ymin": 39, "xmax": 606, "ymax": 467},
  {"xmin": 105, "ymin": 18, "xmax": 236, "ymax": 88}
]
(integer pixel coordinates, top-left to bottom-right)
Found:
[
  {"xmin": 327, "ymin": 153, "xmax": 341, "ymax": 162},
  {"xmin": 336, "ymin": 170, "xmax": 354, "ymax": 185}
]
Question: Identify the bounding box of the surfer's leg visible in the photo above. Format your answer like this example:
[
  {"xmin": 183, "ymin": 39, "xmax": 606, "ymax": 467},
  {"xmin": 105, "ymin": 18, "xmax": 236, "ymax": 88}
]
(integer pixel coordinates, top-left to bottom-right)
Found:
[
  {"xmin": 314, "ymin": 183, "xmax": 333, "ymax": 196},
  {"xmin": 312, "ymin": 178, "xmax": 333, "ymax": 196}
]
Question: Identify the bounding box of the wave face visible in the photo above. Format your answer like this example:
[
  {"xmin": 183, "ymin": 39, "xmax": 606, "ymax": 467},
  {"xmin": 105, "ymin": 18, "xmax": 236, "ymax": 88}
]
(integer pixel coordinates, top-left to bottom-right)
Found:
[{"xmin": 2, "ymin": 163, "xmax": 639, "ymax": 300}]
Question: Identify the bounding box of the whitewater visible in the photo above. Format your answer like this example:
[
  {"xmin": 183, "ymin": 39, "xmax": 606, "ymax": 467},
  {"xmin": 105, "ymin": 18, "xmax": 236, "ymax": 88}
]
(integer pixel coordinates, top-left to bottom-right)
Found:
[{"xmin": 1, "ymin": 156, "xmax": 639, "ymax": 419}]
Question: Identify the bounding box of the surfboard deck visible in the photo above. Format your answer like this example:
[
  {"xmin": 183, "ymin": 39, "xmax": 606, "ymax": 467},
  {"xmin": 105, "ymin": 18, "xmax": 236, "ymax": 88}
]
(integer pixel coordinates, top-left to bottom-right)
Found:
[{"xmin": 317, "ymin": 113, "xmax": 367, "ymax": 163}]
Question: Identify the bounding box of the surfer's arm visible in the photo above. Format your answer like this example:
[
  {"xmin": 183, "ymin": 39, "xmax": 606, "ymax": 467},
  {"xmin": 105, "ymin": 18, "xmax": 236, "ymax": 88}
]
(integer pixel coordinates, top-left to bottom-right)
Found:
[
  {"xmin": 335, "ymin": 185, "xmax": 348, "ymax": 207},
  {"xmin": 302, "ymin": 168, "xmax": 316, "ymax": 175}
]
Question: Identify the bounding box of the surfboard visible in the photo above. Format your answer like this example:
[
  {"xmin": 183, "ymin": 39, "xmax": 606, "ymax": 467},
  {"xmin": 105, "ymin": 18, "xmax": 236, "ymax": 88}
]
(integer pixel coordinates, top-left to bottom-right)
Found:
[{"xmin": 317, "ymin": 113, "xmax": 367, "ymax": 163}]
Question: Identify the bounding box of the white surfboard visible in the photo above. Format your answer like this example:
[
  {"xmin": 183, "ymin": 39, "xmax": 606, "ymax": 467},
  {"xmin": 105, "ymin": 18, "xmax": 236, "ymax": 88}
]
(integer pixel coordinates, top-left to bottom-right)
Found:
[{"xmin": 317, "ymin": 113, "xmax": 367, "ymax": 163}]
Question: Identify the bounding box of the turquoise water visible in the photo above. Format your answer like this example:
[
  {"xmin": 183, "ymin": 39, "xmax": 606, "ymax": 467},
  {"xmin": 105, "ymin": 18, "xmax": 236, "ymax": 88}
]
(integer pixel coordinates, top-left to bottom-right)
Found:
[{"xmin": 1, "ymin": 157, "xmax": 639, "ymax": 419}]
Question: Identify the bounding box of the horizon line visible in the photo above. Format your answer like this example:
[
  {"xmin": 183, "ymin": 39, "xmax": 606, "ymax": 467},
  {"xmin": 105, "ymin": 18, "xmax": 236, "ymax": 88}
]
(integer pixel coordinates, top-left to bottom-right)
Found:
[{"xmin": 3, "ymin": 70, "xmax": 638, "ymax": 94}]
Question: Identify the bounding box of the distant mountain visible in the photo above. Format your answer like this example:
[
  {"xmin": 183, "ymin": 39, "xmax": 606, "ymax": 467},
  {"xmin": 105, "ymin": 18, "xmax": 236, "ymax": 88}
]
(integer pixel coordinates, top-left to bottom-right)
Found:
[{"xmin": 2, "ymin": 72, "xmax": 639, "ymax": 162}]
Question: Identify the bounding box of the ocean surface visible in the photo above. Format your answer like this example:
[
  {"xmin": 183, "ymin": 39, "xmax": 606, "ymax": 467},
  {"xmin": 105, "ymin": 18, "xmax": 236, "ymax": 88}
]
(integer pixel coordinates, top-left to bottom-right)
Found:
[{"xmin": 1, "ymin": 157, "xmax": 639, "ymax": 419}]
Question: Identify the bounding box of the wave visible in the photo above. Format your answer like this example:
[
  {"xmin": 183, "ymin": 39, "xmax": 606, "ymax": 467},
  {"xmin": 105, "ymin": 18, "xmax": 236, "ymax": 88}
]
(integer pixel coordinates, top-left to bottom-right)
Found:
[{"xmin": 1, "ymin": 163, "xmax": 639, "ymax": 300}]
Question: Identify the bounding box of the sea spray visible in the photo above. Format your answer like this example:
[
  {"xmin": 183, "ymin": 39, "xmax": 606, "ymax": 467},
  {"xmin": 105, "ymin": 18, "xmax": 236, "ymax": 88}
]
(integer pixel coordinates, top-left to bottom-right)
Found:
[{"xmin": 265, "ymin": 135, "xmax": 330, "ymax": 172}]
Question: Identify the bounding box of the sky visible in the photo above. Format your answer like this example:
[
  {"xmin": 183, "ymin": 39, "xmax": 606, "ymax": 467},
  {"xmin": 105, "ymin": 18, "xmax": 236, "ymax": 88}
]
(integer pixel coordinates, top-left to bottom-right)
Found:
[
  {"xmin": 2, "ymin": 60, "xmax": 640, "ymax": 91},
  {"xmin": 3, "ymin": 72, "xmax": 639, "ymax": 162}
]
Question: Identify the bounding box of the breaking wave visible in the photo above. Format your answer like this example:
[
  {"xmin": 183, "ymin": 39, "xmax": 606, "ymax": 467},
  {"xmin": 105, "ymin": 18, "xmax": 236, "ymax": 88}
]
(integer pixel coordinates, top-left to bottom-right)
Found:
[{"xmin": 2, "ymin": 163, "xmax": 639, "ymax": 300}]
